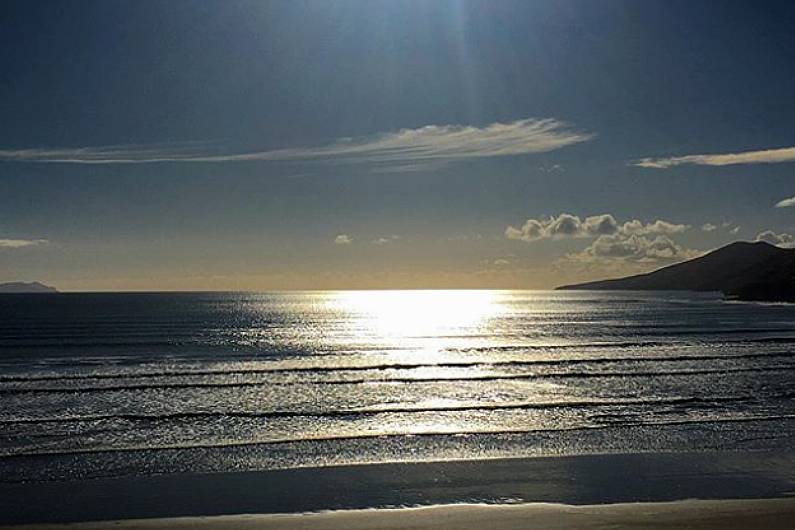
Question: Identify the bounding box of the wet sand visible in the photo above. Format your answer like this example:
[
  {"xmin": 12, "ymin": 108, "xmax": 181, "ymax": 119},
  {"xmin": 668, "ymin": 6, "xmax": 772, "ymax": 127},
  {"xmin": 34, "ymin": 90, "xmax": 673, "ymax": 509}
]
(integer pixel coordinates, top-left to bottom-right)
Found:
[
  {"xmin": 3, "ymin": 452, "xmax": 795, "ymax": 527},
  {"xmin": 7, "ymin": 499, "xmax": 795, "ymax": 530}
]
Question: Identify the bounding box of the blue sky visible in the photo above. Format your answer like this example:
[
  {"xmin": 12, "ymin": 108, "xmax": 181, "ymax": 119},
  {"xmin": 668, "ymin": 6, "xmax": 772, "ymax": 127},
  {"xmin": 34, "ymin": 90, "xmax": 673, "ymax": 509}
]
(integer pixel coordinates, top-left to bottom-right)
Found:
[{"xmin": 1, "ymin": 0, "xmax": 794, "ymax": 290}]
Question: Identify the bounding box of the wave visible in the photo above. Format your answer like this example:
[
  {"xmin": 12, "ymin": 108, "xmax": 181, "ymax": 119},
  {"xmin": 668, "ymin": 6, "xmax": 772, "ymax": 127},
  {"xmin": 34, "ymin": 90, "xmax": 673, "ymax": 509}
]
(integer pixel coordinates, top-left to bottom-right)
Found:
[
  {"xmin": 1, "ymin": 365, "xmax": 793, "ymax": 395},
  {"xmin": 2, "ymin": 349, "xmax": 794, "ymax": 384},
  {"xmin": 2, "ymin": 414, "xmax": 794, "ymax": 460},
  {"xmin": 0, "ymin": 340, "xmax": 190, "ymax": 349},
  {"xmin": 0, "ymin": 393, "xmax": 775, "ymax": 425},
  {"xmin": 447, "ymin": 335, "xmax": 795, "ymax": 353},
  {"xmin": 2, "ymin": 331, "xmax": 795, "ymax": 350}
]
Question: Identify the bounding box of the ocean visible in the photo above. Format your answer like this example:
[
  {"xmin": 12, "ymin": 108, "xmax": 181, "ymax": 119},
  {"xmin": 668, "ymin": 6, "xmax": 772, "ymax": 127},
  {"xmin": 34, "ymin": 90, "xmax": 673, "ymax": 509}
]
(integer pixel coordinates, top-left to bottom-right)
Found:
[{"xmin": 2, "ymin": 290, "xmax": 795, "ymax": 485}]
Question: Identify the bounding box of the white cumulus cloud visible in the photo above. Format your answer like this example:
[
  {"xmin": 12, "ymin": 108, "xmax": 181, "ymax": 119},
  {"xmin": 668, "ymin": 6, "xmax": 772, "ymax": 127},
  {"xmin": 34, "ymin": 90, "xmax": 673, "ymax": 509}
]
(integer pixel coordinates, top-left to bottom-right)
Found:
[
  {"xmin": 333, "ymin": 234, "xmax": 353, "ymax": 245},
  {"xmin": 755, "ymin": 230, "xmax": 795, "ymax": 248},
  {"xmin": 506, "ymin": 213, "xmax": 698, "ymax": 267},
  {"xmin": 701, "ymin": 223, "xmax": 717, "ymax": 232},
  {"xmin": 775, "ymin": 196, "xmax": 795, "ymax": 208},
  {"xmin": 620, "ymin": 219, "xmax": 689, "ymax": 236},
  {"xmin": 505, "ymin": 213, "xmax": 688, "ymax": 243},
  {"xmin": 568, "ymin": 234, "xmax": 702, "ymax": 264}
]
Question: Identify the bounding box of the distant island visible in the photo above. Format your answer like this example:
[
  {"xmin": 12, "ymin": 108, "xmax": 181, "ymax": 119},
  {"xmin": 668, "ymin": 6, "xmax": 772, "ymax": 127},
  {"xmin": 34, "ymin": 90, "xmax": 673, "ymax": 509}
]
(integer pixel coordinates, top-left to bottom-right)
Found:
[
  {"xmin": 0, "ymin": 281, "xmax": 58, "ymax": 293},
  {"xmin": 557, "ymin": 241, "xmax": 795, "ymax": 302}
]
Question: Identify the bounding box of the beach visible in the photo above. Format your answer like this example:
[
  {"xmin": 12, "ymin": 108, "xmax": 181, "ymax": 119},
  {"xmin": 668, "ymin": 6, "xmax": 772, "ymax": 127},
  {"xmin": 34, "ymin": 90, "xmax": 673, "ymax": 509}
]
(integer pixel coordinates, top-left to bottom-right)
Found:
[
  {"xmin": 2, "ymin": 292, "xmax": 794, "ymax": 528},
  {"xmin": 8, "ymin": 499, "xmax": 795, "ymax": 530},
  {"xmin": 6, "ymin": 0, "xmax": 795, "ymax": 526},
  {"xmin": 2, "ymin": 452, "xmax": 795, "ymax": 527}
]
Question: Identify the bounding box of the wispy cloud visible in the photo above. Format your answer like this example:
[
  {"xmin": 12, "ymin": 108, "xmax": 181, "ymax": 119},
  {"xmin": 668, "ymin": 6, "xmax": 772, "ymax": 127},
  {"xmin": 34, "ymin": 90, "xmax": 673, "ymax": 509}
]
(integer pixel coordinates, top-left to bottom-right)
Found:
[
  {"xmin": 372, "ymin": 235, "xmax": 400, "ymax": 245},
  {"xmin": 634, "ymin": 146, "xmax": 795, "ymax": 169},
  {"xmin": 700, "ymin": 221, "xmax": 740, "ymax": 234},
  {"xmin": 0, "ymin": 118, "xmax": 593, "ymax": 170},
  {"xmin": 334, "ymin": 234, "xmax": 353, "ymax": 245},
  {"xmin": 775, "ymin": 195, "xmax": 795, "ymax": 208},
  {"xmin": 0, "ymin": 141, "xmax": 218, "ymax": 165},
  {"xmin": 0, "ymin": 238, "xmax": 48, "ymax": 248}
]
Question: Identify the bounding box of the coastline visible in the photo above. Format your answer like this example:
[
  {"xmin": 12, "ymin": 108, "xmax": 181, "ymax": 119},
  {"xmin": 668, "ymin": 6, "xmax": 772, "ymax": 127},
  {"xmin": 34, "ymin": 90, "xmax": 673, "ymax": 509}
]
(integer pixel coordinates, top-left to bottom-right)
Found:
[
  {"xmin": 7, "ymin": 499, "xmax": 795, "ymax": 530},
  {"xmin": 3, "ymin": 451, "xmax": 795, "ymax": 526}
]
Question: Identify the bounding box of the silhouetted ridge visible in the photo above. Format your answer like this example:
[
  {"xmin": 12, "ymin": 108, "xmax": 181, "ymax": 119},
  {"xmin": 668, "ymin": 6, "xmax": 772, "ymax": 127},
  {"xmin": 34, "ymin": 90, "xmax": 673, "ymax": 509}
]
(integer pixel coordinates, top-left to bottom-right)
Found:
[
  {"xmin": 557, "ymin": 241, "xmax": 795, "ymax": 302},
  {"xmin": 0, "ymin": 281, "xmax": 58, "ymax": 293}
]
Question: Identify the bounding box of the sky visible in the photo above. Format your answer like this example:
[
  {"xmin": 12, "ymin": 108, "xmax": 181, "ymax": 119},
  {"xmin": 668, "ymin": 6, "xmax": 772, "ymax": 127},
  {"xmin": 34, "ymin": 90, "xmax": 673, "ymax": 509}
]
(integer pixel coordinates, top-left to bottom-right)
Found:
[{"xmin": 1, "ymin": 0, "xmax": 795, "ymax": 291}]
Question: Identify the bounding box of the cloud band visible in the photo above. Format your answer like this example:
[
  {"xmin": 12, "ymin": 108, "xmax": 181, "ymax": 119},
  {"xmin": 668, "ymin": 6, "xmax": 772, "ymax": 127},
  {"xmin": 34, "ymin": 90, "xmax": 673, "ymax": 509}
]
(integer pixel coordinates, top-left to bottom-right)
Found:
[
  {"xmin": 634, "ymin": 146, "xmax": 795, "ymax": 169},
  {"xmin": 0, "ymin": 118, "xmax": 592, "ymax": 169}
]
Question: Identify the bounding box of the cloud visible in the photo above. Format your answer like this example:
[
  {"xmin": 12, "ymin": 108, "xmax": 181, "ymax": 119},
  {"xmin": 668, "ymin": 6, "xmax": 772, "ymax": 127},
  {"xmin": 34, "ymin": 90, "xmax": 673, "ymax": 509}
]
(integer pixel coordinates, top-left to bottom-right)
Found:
[
  {"xmin": 755, "ymin": 230, "xmax": 795, "ymax": 248},
  {"xmin": 0, "ymin": 141, "xmax": 216, "ymax": 165},
  {"xmin": 633, "ymin": 145, "xmax": 795, "ymax": 169},
  {"xmin": 709, "ymin": 221, "xmax": 741, "ymax": 234},
  {"xmin": 775, "ymin": 196, "xmax": 795, "ymax": 208},
  {"xmin": 568, "ymin": 234, "xmax": 702, "ymax": 264},
  {"xmin": 505, "ymin": 213, "xmax": 617, "ymax": 242},
  {"xmin": 334, "ymin": 234, "xmax": 353, "ymax": 245},
  {"xmin": 0, "ymin": 238, "xmax": 48, "ymax": 248},
  {"xmin": 619, "ymin": 219, "xmax": 689, "ymax": 236},
  {"xmin": 0, "ymin": 118, "xmax": 593, "ymax": 170},
  {"xmin": 505, "ymin": 213, "xmax": 688, "ymax": 243},
  {"xmin": 447, "ymin": 233, "xmax": 484, "ymax": 242},
  {"xmin": 372, "ymin": 235, "xmax": 400, "ymax": 245},
  {"xmin": 506, "ymin": 213, "xmax": 698, "ymax": 268},
  {"xmin": 538, "ymin": 164, "xmax": 565, "ymax": 173}
]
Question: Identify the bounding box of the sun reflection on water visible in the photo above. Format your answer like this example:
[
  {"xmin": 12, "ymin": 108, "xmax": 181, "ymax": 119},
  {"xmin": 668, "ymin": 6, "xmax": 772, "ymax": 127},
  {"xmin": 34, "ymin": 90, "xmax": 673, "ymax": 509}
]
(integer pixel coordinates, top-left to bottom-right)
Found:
[
  {"xmin": 328, "ymin": 290, "xmax": 503, "ymax": 336},
  {"xmin": 322, "ymin": 289, "xmax": 507, "ymax": 366}
]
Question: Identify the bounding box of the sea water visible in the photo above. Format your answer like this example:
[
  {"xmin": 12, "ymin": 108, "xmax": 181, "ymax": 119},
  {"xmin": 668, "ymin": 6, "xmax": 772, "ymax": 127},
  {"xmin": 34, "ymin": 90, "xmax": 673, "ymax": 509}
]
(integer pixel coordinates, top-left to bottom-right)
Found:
[{"xmin": 1, "ymin": 290, "xmax": 794, "ymax": 482}]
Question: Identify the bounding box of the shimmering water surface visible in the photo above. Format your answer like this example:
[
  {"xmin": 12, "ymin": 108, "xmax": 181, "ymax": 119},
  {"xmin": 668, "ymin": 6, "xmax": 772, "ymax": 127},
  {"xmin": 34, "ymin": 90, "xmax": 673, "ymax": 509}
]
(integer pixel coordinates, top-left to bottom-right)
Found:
[{"xmin": 1, "ymin": 290, "xmax": 794, "ymax": 482}]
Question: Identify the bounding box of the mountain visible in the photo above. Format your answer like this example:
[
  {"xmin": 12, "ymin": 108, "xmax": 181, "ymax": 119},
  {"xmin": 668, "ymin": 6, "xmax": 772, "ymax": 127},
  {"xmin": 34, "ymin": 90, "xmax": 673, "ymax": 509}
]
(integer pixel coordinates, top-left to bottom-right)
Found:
[
  {"xmin": 0, "ymin": 281, "xmax": 58, "ymax": 293},
  {"xmin": 557, "ymin": 241, "xmax": 795, "ymax": 302}
]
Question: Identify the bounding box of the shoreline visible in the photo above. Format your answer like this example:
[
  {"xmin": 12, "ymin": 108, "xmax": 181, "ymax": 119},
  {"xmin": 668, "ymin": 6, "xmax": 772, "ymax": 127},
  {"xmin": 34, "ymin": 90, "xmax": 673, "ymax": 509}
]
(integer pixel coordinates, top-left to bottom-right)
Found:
[
  {"xmin": 3, "ymin": 451, "xmax": 795, "ymax": 526},
  {"xmin": 6, "ymin": 498, "xmax": 795, "ymax": 530}
]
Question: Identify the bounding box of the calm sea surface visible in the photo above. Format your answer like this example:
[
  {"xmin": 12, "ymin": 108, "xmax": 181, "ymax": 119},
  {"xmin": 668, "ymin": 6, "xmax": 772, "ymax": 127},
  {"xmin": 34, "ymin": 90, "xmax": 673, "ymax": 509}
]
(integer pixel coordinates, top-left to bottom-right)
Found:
[{"xmin": 1, "ymin": 290, "xmax": 794, "ymax": 482}]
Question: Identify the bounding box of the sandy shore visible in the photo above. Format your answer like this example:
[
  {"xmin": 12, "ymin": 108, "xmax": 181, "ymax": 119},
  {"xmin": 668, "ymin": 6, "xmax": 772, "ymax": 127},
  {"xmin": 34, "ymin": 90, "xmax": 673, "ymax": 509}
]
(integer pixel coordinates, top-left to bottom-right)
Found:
[
  {"xmin": 6, "ymin": 498, "xmax": 795, "ymax": 530},
  {"xmin": 4, "ymin": 452, "xmax": 795, "ymax": 526}
]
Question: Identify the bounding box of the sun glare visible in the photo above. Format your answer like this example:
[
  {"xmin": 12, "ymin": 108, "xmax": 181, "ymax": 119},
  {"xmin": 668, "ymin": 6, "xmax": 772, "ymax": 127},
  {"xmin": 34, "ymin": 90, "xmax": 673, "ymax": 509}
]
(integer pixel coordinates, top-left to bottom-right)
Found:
[{"xmin": 328, "ymin": 290, "xmax": 502, "ymax": 339}]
